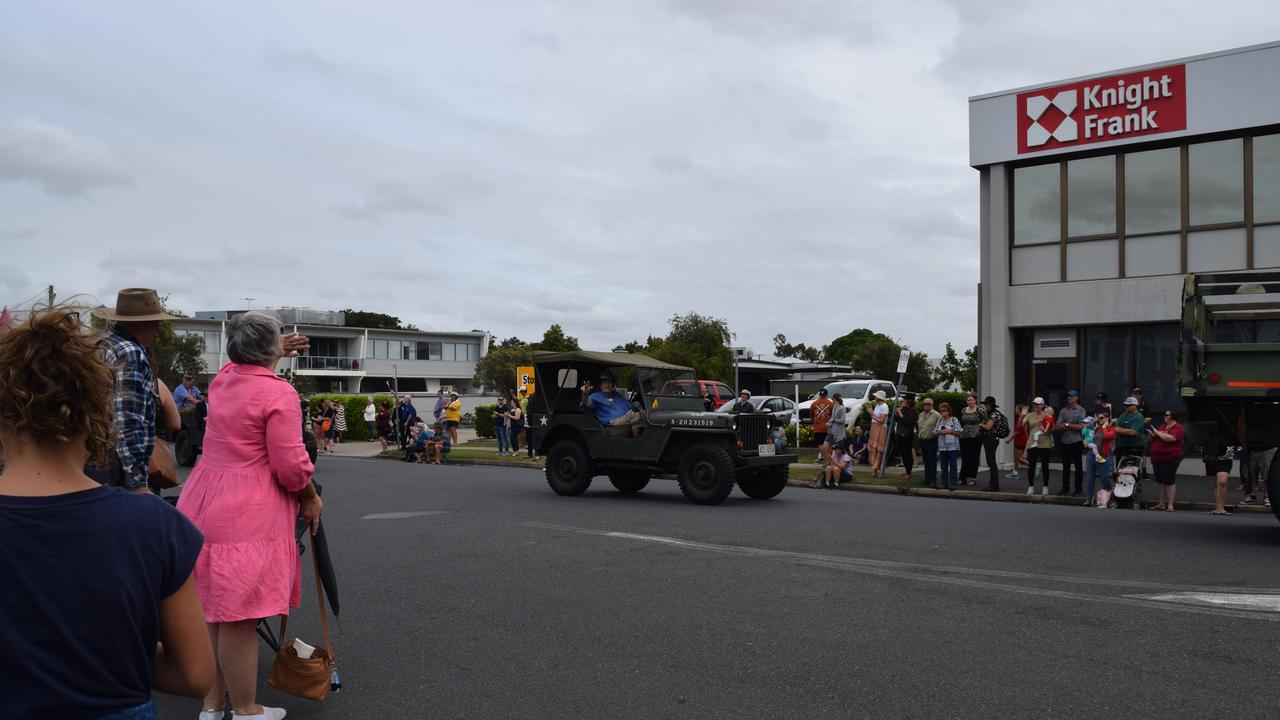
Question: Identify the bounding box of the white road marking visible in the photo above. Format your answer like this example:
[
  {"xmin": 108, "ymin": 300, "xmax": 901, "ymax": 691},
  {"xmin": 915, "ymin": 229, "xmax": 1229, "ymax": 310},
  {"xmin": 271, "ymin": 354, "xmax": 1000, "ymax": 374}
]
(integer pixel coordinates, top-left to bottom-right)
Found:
[
  {"xmin": 525, "ymin": 522, "xmax": 1280, "ymax": 623},
  {"xmin": 1132, "ymin": 592, "xmax": 1280, "ymax": 613},
  {"xmin": 362, "ymin": 511, "xmax": 447, "ymax": 520}
]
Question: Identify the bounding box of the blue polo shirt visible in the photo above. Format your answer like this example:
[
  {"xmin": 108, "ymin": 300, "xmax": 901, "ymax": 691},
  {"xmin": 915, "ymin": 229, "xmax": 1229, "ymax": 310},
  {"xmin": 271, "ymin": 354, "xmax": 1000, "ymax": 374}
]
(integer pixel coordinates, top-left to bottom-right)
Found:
[
  {"xmin": 582, "ymin": 390, "xmax": 631, "ymax": 423},
  {"xmin": 172, "ymin": 383, "xmax": 202, "ymax": 410}
]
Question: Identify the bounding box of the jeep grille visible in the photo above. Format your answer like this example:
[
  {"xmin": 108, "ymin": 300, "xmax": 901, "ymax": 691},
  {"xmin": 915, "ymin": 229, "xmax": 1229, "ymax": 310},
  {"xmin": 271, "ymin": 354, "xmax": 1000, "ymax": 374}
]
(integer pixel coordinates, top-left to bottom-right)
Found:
[{"xmin": 735, "ymin": 414, "xmax": 770, "ymax": 455}]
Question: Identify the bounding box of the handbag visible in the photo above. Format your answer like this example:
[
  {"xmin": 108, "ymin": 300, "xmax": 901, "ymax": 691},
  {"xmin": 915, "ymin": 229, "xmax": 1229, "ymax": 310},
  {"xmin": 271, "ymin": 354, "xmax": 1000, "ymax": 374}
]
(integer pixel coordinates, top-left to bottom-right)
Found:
[
  {"xmin": 148, "ymin": 438, "xmax": 180, "ymax": 489},
  {"xmin": 321, "ymin": 420, "xmax": 332, "ymax": 433},
  {"xmin": 267, "ymin": 543, "xmax": 336, "ymax": 701}
]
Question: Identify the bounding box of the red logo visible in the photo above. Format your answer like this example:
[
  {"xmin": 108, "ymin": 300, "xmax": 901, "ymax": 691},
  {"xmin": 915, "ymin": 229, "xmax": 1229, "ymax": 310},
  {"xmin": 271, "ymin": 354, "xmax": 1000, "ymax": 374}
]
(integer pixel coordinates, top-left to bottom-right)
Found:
[{"xmin": 1017, "ymin": 64, "xmax": 1186, "ymax": 154}]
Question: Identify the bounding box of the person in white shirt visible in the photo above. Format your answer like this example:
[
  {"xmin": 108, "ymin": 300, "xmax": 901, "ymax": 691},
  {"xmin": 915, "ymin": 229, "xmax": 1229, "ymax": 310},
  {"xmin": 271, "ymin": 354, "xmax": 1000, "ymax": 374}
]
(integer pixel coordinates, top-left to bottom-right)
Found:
[{"xmin": 363, "ymin": 397, "xmax": 376, "ymax": 441}]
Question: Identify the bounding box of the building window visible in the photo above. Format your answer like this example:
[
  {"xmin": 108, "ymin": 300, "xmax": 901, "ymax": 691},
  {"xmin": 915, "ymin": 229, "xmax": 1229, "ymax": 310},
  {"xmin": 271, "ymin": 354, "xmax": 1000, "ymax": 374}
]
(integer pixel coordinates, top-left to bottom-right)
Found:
[
  {"xmin": 1011, "ymin": 244, "xmax": 1060, "ymax": 285},
  {"xmin": 1065, "ymin": 239, "xmax": 1118, "ymax": 281},
  {"xmin": 1187, "ymin": 228, "xmax": 1247, "ymax": 272},
  {"xmin": 1254, "ymin": 133, "xmax": 1280, "ymax": 224},
  {"xmin": 1081, "ymin": 326, "xmax": 1130, "ymax": 406},
  {"xmin": 1067, "ymin": 155, "xmax": 1116, "ymax": 237},
  {"xmin": 1189, "ymin": 138, "xmax": 1244, "ymax": 226},
  {"xmin": 1123, "ymin": 147, "xmax": 1180, "ymax": 235},
  {"xmin": 1013, "ymin": 163, "xmax": 1060, "ymax": 246},
  {"xmin": 402, "ymin": 342, "xmax": 415, "ymax": 360},
  {"xmin": 1134, "ymin": 324, "xmax": 1179, "ymax": 414},
  {"xmin": 427, "ymin": 342, "xmax": 442, "ymax": 361},
  {"xmin": 309, "ymin": 337, "xmax": 348, "ymax": 358}
]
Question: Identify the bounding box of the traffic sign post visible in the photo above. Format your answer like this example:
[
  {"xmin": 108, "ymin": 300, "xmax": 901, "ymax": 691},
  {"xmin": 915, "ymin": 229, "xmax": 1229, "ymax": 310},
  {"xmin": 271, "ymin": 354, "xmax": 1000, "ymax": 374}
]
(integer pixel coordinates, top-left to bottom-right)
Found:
[{"xmin": 878, "ymin": 350, "xmax": 912, "ymax": 478}]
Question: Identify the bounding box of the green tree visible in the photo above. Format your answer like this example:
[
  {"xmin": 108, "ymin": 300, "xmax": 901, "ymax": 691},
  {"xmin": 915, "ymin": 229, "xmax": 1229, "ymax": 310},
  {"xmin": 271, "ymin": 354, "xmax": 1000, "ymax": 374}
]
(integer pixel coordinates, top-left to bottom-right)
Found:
[
  {"xmin": 772, "ymin": 333, "xmax": 822, "ymax": 362},
  {"xmin": 824, "ymin": 328, "xmax": 890, "ymax": 366},
  {"xmin": 340, "ymin": 309, "xmax": 405, "ymax": 330},
  {"xmin": 472, "ymin": 342, "xmax": 533, "ymax": 395},
  {"xmin": 959, "ymin": 345, "xmax": 978, "ymax": 393},
  {"xmin": 153, "ymin": 322, "xmax": 208, "ymax": 388},
  {"xmin": 535, "ymin": 324, "xmax": 580, "ymax": 352},
  {"xmin": 653, "ymin": 313, "xmax": 734, "ymax": 382},
  {"xmin": 848, "ymin": 335, "xmax": 932, "ymax": 391}
]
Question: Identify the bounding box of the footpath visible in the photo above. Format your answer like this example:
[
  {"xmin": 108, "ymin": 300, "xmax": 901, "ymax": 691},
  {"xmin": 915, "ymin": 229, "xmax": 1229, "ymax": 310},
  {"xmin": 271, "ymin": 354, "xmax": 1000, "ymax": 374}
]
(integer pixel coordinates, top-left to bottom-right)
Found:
[{"xmin": 325, "ymin": 436, "xmax": 1273, "ymax": 516}]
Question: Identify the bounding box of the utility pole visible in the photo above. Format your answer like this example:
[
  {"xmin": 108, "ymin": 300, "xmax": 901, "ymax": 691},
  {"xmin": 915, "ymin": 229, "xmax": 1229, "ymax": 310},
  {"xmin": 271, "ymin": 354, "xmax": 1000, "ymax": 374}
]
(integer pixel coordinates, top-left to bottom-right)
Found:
[
  {"xmin": 242, "ymin": 297, "xmax": 256, "ymax": 310},
  {"xmin": 47, "ymin": 284, "xmax": 54, "ymax": 307}
]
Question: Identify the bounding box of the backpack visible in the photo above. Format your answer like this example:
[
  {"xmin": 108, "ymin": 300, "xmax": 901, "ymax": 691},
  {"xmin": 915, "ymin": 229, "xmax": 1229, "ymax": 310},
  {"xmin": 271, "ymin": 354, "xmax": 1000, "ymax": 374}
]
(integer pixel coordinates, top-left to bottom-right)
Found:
[{"xmin": 993, "ymin": 410, "xmax": 1011, "ymax": 440}]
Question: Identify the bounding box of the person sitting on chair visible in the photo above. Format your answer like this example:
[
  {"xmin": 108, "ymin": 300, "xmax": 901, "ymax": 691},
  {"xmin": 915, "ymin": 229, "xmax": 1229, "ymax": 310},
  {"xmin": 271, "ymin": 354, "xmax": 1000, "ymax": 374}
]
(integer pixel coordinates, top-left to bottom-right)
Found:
[{"xmin": 580, "ymin": 371, "xmax": 641, "ymax": 438}]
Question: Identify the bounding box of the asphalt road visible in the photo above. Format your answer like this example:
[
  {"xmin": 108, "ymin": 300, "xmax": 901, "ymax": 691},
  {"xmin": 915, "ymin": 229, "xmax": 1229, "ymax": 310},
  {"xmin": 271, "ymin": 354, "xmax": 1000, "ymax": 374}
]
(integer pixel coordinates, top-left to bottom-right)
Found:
[{"xmin": 158, "ymin": 457, "xmax": 1280, "ymax": 719}]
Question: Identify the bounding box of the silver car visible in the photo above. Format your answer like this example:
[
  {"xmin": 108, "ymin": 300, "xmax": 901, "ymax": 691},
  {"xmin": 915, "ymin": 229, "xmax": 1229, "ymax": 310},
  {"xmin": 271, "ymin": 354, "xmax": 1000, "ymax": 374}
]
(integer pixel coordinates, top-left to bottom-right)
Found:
[{"xmin": 717, "ymin": 395, "xmax": 796, "ymax": 425}]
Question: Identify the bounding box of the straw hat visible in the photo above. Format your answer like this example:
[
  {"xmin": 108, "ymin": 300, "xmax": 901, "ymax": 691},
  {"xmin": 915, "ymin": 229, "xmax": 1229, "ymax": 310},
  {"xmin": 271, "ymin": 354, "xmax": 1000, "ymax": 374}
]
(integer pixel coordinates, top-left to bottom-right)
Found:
[
  {"xmin": 92, "ymin": 288, "xmax": 180, "ymax": 322},
  {"xmin": 872, "ymin": 390, "xmax": 888, "ymax": 400}
]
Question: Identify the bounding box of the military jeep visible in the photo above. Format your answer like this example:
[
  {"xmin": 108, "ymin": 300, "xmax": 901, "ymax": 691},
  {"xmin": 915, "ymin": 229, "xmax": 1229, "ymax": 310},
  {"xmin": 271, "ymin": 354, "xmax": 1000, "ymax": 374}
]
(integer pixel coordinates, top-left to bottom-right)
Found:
[{"xmin": 530, "ymin": 350, "xmax": 796, "ymax": 505}]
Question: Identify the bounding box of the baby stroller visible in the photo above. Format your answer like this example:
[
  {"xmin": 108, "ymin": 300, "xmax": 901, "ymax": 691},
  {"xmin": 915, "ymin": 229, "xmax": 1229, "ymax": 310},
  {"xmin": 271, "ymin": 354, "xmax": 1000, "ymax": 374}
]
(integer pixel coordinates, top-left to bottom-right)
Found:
[{"xmin": 1108, "ymin": 453, "xmax": 1147, "ymax": 509}]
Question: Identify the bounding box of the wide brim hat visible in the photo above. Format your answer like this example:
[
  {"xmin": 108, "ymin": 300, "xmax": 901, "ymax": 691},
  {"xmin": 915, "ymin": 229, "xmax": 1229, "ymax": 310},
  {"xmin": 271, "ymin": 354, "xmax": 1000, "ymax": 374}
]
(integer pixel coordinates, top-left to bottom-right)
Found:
[
  {"xmin": 981, "ymin": 396, "xmax": 998, "ymax": 407},
  {"xmin": 92, "ymin": 288, "xmax": 181, "ymax": 322},
  {"xmin": 872, "ymin": 390, "xmax": 888, "ymax": 400}
]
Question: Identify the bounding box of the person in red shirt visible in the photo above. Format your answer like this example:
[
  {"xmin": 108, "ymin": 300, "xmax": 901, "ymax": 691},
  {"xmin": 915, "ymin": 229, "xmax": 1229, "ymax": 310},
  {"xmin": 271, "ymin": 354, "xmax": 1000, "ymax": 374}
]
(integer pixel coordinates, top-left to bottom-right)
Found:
[
  {"xmin": 1148, "ymin": 409, "xmax": 1185, "ymax": 511},
  {"xmin": 1006, "ymin": 403, "xmax": 1029, "ymax": 481},
  {"xmin": 810, "ymin": 389, "xmax": 835, "ymax": 462}
]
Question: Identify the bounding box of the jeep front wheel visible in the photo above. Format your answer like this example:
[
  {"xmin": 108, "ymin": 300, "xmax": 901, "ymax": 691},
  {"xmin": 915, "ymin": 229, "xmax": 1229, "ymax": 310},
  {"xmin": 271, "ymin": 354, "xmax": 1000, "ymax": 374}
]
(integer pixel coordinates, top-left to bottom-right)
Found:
[
  {"xmin": 677, "ymin": 444, "xmax": 736, "ymax": 505},
  {"xmin": 546, "ymin": 441, "xmax": 593, "ymax": 496},
  {"xmin": 608, "ymin": 470, "xmax": 650, "ymax": 494},
  {"xmin": 738, "ymin": 465, "xmax": 788, "ymax": 500}
]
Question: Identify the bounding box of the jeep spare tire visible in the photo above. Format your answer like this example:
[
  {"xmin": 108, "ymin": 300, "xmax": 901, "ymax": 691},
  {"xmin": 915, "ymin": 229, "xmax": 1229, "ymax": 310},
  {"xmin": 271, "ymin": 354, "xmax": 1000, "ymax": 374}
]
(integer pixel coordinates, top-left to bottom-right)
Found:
[
  {"xmin": 738, "ymin": 465, "xmax": 788, "ymax": 500},
  {"xmin": 677, "ymin": 444, "xmax": 736, "ymax": 505},
  {"xmin": 546, "ymin": 441, "xmax": 593, "ymax": 496},
  {"xmin": 608, "ymin": 470, "xmax": 650, "ymax": 494}
]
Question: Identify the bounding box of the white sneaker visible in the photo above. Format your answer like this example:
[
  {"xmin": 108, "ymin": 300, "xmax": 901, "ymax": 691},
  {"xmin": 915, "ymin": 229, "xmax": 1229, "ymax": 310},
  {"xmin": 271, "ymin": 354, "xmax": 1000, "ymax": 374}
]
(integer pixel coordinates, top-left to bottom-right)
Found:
[
  {"xmin": 232, "ymin": 708, "xmax": 286, "ymax": 720},
  {"xmin": 1025, "ymin": 487, "xmax": 1034, "ymax": 495},
  {"xmin": 1041, "ymin": 487, "xmax": 1049, "ymax": 496},
  {"xmin": 199, "ymin": 712, "xmax": 225, "ymax": 720}
]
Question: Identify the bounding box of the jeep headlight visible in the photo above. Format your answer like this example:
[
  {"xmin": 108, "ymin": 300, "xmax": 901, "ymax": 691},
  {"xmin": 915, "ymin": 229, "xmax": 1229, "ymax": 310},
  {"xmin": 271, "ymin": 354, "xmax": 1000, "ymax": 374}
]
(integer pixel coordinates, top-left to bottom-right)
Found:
[{"xmin": 730, "ymin": 418, "xmax": 738, "ymax": 431}]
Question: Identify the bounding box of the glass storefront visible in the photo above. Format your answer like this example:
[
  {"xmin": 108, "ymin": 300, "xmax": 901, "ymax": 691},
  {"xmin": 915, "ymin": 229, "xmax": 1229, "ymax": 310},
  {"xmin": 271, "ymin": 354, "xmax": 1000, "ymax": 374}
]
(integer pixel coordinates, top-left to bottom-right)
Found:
[{"xmin": 1010, "ymin": 133, "xmax": 1279, "ymax": 285}]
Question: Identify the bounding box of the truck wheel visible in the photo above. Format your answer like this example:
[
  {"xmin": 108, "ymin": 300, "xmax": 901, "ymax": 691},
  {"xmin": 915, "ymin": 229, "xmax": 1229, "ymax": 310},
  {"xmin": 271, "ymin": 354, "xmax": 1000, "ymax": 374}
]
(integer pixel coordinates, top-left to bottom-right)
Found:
[
  {"xmin": 175, "ymin": 431, "xmax": 198, "ymax": 467},
  {"xmin": 677, "ymin": 444, "xmax": 736, "ymax": 505},
  {"xmin": 738, "ymin": 465, "xmax": 788, "ymax": 500},
  {"xmin": 608, "ymin": 471, "xmax": 650, "ymax": 494},
  {"xmin": 1268, "ymin": 452, "xmax": 1280, "ymax": 524},
  {"xmin": 546, "ymin": 441, "xmax": 593, "ymax": 496}
]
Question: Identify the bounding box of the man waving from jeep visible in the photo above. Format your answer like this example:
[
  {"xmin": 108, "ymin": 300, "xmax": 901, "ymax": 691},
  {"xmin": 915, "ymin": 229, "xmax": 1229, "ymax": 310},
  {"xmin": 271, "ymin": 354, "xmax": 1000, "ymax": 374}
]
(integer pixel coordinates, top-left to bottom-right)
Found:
[{"xmin": 581, "ymin": 371, "xmax": 642, "ymax": 438}]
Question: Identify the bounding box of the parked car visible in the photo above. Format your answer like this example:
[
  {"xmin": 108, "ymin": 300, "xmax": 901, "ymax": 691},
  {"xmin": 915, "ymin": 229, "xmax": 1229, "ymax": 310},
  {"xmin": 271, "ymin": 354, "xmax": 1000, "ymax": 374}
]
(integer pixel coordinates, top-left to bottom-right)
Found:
[
  {"xmin": 716, "ymin": 395, "xmax": 796, "ymax": 425},
  {"xmin": 796, "ymin": 379, "xmax": 899, "ymax": 425}
]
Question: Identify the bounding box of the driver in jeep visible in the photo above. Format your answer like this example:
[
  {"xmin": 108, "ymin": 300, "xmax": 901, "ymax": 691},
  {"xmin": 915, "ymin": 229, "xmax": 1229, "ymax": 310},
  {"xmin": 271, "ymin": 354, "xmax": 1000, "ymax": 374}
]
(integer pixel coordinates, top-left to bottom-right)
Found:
[{"xmin": 581, "ymin": 371, "xmax": 642, "ymax": 438}]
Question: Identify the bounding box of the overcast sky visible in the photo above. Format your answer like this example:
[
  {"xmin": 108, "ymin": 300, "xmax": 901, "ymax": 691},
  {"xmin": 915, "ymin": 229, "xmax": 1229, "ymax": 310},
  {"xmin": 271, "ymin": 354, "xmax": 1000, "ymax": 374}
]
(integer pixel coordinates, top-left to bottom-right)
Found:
[{"xmin": 3, "ymin": 2, "xmax": 1278, "ymax": 358}]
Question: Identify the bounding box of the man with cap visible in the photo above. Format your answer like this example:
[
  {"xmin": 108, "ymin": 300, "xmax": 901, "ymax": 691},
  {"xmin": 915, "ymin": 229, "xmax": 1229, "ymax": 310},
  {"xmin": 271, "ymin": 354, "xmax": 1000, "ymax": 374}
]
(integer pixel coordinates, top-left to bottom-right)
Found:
[
  {"xmin": 86, "ymin": 288, "xmax": 182, "ymax": 492},
  {"xmin": 1055, "ymin": 390, "xmax": 1088, "ymax": 496},
  {"xmin": 1114, "ymin": 395, "xmax": 1147, "ymax": 459},
  {"xmin": 732, "ymin": 389, "xmax": 755, "ymax": 414}
]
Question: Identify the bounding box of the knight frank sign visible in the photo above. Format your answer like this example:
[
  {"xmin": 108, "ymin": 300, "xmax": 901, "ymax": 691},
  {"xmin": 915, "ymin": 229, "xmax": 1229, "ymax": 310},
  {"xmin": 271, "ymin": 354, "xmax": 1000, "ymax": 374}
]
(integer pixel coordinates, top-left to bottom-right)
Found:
[{"xmin": 1017, "ymin": 64, "xmax": 1186, "ymax": 154}]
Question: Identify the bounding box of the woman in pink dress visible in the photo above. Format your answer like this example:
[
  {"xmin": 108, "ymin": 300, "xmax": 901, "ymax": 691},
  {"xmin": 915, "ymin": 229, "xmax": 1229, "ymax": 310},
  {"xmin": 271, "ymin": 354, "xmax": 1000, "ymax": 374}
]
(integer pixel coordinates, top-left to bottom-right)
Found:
[{"xmin": 177, "ymin": 311, "xmax": 322, "ymax": 720}]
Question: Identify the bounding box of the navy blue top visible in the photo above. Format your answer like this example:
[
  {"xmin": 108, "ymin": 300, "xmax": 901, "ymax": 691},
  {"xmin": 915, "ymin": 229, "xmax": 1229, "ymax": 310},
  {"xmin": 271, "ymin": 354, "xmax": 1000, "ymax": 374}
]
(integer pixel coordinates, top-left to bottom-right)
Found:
[{"xmin": 0, "ymin": 485, "xmax": 204, "ymax": 720}]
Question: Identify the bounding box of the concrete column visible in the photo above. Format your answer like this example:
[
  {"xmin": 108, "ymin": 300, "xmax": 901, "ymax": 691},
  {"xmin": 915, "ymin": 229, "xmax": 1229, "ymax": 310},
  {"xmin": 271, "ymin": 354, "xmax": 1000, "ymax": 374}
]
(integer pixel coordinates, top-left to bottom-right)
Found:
[{"xmin": 978, "ymin": 163, "xmax": 1015, "ymax": 467}]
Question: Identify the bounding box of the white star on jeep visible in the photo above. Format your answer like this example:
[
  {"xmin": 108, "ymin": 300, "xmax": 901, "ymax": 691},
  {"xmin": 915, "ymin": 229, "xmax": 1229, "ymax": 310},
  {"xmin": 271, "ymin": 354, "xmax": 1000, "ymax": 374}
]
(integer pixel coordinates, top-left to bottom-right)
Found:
[{"xmin": 539, "ymin": 416, "xmax": 548, "ymax": 426}]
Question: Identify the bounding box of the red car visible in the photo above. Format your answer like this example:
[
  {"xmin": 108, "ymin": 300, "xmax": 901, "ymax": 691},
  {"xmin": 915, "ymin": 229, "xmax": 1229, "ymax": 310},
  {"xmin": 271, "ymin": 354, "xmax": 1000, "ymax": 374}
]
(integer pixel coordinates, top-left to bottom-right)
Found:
[{"xmin": 659, "ymin": 379, "xmax": 736, "ymax": 409}]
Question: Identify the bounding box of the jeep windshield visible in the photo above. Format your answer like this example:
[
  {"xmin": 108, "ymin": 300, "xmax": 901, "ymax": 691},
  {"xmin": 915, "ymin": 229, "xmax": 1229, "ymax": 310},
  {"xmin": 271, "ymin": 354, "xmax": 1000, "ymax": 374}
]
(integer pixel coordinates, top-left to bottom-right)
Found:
[{"xmin": 648, "ymin": 371, "xmax": 701, "ymax": 397}]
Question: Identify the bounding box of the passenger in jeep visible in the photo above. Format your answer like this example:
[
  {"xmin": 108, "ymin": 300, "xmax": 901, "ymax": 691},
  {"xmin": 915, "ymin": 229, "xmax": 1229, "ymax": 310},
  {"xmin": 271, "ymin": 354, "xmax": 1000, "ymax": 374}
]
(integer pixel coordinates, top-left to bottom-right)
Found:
[{"xmin": 581, "ymin": 371, "xmax": 642, "ymax": 437}]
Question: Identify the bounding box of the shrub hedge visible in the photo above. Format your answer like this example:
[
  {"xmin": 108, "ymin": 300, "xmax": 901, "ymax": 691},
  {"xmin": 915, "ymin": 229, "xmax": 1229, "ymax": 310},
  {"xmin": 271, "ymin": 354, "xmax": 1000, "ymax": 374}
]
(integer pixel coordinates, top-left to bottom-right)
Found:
[
  {"xmin": 306, "ymin": 394, "xmax": 395, "ymax": 441},
  {"xmin": 474, "ymin": 404, "xmax": 496, "ymax": 438}
]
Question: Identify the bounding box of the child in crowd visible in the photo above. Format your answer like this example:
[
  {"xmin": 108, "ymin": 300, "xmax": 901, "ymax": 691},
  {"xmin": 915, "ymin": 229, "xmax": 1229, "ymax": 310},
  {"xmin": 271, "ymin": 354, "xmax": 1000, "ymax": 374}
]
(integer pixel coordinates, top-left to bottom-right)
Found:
[
  {"xmin": 1006, "ymin": 403, "xmax": 1028, "ymax": 480},
  {"xmin": 848, "ymin": 426, "xmax": 869, "ymax": 464},
  {"xmin": 1082, "ymin": 416, "xmax": 1103, "ymax": 462},
  {"xmin": 1031, "ymin": 406, "xmax": 1055, "ymax": 445},
  {"xmin": 770, "ymin": 425, "xmax": 788, "ymax": 452},
  {"xmin": 823, "ymin": 441, "xmax": 853, "ymax": 488}
]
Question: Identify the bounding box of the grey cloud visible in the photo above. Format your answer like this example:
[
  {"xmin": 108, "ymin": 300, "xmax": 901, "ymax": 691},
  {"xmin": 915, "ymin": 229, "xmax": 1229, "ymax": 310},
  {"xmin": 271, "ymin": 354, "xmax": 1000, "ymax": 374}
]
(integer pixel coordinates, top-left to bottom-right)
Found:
[
  {"xmin": 0, "ymin": 116, "xmax": 130, "ymax": 197},
  {"xmin": 0, "ymin": 227, "xmax": 38, "ymax": 241},
  {"xmin": 669, "ymin": 0, "xmax": 885, "ymax": 46},
  {"xmin": 0, "ymin": 264, "xmax": 32, "ymax": 297},
  {"xmin": 262, "ymin": 47, "xmax": 341, "ymax": 79},
  {"xmin": 339, "ymin": 171, "xmax": 492, "ymax": 220}
]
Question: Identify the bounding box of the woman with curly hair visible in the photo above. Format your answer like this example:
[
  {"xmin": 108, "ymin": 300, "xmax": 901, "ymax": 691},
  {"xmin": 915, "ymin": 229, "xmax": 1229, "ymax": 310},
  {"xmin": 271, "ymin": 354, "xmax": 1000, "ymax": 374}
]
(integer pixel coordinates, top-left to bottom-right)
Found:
[{"xmin": 0, "ymin": 306, "xmax": 214, "ymax": 719}]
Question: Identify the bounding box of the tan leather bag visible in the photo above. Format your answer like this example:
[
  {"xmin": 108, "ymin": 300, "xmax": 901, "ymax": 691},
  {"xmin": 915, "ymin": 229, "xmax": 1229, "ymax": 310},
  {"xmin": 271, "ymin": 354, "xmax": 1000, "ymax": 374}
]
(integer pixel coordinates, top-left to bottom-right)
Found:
[
  {"xmin": 148, "ymin": 439, "xmax": 180, "ymax": 489},
  {"xmin": 267, "ymin": 546, "xmax": 335, "ymax": 701}
]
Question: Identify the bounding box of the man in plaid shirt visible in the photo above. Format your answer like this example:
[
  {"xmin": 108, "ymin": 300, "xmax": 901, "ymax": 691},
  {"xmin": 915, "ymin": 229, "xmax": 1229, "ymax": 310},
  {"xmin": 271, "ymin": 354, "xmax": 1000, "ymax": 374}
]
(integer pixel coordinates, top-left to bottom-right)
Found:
[{"xmin": 88, "ymin": 289, "xmax": 180, "ymax": 491}]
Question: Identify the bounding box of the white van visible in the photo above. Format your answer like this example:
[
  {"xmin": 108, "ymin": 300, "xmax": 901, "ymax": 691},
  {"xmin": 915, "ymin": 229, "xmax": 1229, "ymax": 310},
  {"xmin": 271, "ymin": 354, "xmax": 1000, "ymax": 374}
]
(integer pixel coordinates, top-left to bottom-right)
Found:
[{"xmin": 796, "ymin": 379, "xmax": 899, "ymax": 426}]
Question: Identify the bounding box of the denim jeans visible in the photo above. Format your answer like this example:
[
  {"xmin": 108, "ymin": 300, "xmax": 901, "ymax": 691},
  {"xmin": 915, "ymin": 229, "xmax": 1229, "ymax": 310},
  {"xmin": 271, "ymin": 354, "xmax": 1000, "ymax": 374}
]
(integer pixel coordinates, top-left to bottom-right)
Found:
[
  {"xmin": 96, "ymin": 700, "xmax": 158, "ymax": 720},
  {"xmin": 495, "ymin": 423, "xmax": 509, "ymax": 453},
  {"xmin": 939, "ymin": 449, "xmax": 959, "ymax": 489},
  {"xmin": 920, "ymin": 437, "xmax": 939, "ymax": 486},
  {"xmin": 1086, "ymin": 455, "xmax": 1114, "ymax": 501}
]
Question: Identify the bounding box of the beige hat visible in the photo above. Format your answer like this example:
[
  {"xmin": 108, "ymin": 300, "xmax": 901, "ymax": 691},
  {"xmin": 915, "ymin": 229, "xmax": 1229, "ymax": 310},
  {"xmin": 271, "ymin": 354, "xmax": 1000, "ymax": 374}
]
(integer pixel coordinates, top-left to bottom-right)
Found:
[
  {"xmin": 873, "ymin": 390, "xmax": 888, "ymax": 400},
  {"xmin": 92, "ymin": 288, "xmax": 180, "ymax": 322},
  {"xmin": 1032, "ymin": 396, "xmax": 1045, "ymax": 405}
]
